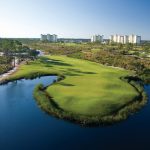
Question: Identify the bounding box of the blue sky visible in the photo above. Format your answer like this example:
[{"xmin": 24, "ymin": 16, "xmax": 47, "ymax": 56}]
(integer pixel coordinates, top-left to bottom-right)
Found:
[{"xmin": 0, "ymin": 0, "xmax": 150, "ymax": 39}]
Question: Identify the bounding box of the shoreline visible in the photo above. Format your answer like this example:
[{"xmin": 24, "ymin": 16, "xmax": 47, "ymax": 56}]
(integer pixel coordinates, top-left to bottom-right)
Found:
[
  {"xmin": 0, "ymin": 71, "xmax": 147, "ymax": 126},
  {"xmin": 0, "ymin": 62, "xmax": 24, "ymax": 84},
  {"xmin": 33, "ymin": 75, "xmax": 148, "ymax": 126},
  {"xmin": 0, "ymin": 66, "xmax": 18, "ymax": 82},
  {"xmin": 0, "ymin": 49, "xmax": 44, "ymax": 83},
  {"xmin": 0, "ymin": 57, "xmax": 148, "ymax": 126}
]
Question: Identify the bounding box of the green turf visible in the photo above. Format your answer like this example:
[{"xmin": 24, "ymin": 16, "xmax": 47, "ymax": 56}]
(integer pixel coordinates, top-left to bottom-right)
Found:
[{"xmin": 9, "ymin": 55, "xmax": 138, "ymax": 117}]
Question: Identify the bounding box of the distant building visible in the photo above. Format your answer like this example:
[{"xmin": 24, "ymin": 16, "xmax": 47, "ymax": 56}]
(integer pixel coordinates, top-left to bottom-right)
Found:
[
  {"xmin": 120, "ymin": 36, "xmax": 124, "ymax": 44},
  {"xmin": 129, "ymin": 35, "xmax": 141, "ymax": 44},
  {"xmin": 40, "ymin": 34, "xmax": 58, "ymax": 42},
  {"xmin": 47, "ymin": 34, "xmax": 52, "ymax": 41},
  {"xmin": 40, "ymin": 34, "xmax": 47, "ymax": 41},
  {"xmin": 91, "ymin": 35, "xmax": 104, "ymax": 43},
  {"xmin": 124, "ymin": 35, "xmax": 129, "ymax": 44},
  {"xmin": 110, "ymin": 34, "xmax": 141, "ymax": 44},
  {"xmin": 110, "ymin": 35, "xmax": 125, "ymax": 44},
  {"xmin": 47, "ymin": 34, "xmax": 58, "ymax": 42},
  {"xmin": 52, "ymin": 34, "xmax": 58, "ymax": 42}
]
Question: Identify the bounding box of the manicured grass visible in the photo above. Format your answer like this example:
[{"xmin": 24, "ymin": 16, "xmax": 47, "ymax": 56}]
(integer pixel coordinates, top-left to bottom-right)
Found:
[{"xmin": 8, "ymin": 55, "xmax": 139, "ymax": 118}]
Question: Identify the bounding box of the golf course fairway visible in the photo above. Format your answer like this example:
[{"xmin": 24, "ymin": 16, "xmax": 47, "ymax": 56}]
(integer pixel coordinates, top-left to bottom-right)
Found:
[{"xmin": 7, "ymin": 55, "xmax": 146, "ymax": 125}]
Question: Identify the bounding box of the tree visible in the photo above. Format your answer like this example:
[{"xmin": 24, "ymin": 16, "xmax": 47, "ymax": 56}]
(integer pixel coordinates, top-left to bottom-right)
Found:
[
  {"xmin": 29, "ymin": 49, "xmax": 39, "ymax": 59},
  {"xmin": 118, "ymin": 43, "xmax": 123, "ymax": 50},
  {"xmin": 125, "ymin": 43, "xmax": 133, "ymax": 51}
]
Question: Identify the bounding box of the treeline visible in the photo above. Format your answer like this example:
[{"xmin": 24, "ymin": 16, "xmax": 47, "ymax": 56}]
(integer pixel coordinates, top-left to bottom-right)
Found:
[
  {"xmin": 0, "ymin": 39, "xmax": 39, "ymax": 57},
  {"xmin": 83, "ymin": 51, "xmax": 150, "ymax": 72},
  {"xmin": 30, "ymin": 42, "xmax": 86, "ymax": 55},
  {"xmin": 0, "ymin": 56, "xmax": 12, "ymax": 75},
  {"xmin": 30, "ymin": 42, "xmax": 150, "ymax": 82},
  {"xmin": 0, "ymin": 39, "xmax": 39, "ymax": 75}
]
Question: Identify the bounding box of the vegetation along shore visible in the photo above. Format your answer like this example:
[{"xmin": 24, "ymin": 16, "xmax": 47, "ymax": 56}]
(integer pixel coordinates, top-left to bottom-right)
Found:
[
  {"xmin": 1, "ymin": 55, "xmax": 148, "ymax": 126},
  {"xmin": 0, "ymin": 39, "xmax": 149, "ymax": 126}
]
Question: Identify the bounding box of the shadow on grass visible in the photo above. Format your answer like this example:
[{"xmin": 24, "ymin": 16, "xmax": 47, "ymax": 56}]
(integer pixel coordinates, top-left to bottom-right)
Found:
[
  {"xmin": 39, "ymin": 57, "xmax": 97, "ymax": 77},
  {"xmin": 67, "ymin": 68, "xmax": 97, "ymax": 75},
  {"xmin": 63, "ymin": 72, "xmax": 82, "ymax": 76},
  {"xmin": 39, "ymin": 57, "xmax": 73, "ymax": 67},
  {"xmin": 58, "ymin": 82, "xmax": 75, "ymax": 86}
]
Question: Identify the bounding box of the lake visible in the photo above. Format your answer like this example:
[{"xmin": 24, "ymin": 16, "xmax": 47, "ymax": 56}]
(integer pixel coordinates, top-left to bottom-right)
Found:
[{"xmin": 0, "ymin": 76, "xmax": 150, "ymax": 150}]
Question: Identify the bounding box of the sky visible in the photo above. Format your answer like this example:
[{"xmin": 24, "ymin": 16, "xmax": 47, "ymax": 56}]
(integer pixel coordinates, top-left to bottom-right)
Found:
[{"xmin": 0, "ymin": 0, "xmax": 150, "ymax": 39}]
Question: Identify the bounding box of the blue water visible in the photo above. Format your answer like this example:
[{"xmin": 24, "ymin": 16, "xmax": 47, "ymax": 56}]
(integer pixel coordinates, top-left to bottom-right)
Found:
[{"xmin": 0, "ymin": 76, "xmax": 150, "ymax": 150}]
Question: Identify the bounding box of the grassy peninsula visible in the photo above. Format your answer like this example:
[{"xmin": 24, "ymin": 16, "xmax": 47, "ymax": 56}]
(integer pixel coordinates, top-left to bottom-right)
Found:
[{"xmin": 4, "ymin": 55, "xmax": 147, "ymax": 125}]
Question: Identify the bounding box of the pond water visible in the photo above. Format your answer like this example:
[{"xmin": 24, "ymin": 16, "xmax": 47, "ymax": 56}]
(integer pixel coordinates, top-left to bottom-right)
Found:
[{"xmin": 0, "ymin": 76, "xmax": 150, "ymax": 150}]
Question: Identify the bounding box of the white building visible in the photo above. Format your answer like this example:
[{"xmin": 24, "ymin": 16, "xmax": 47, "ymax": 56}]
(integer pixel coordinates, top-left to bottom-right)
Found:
[
  {"xmin": 110, "ymin": 35, "xmax": 123, "ymax": 43},
  {"xmin": 129, "ymin": 35, "xmax": 141, "ymax": 44},
  {"xmin": 120, "ymin": 36, "xmax": 124, "ymax": 44},
  {"xmin": 47, "ymin": 34, "xmax": 52, "ymax": 41},
  {"xmin": 52, "ymin": 34, "xmax": 57, "ymax": 42},
  {"xmin": 124, "ymin": 35, "xmax": 129, "ymax": 44},
  {"xmin": 110, "ymin": 34, "xmax": 141, "ymax": 44},
  {"xmin": 91, "ymin": 35, "xmax": 104, "ymax": 43},
  {"xmin": 40, "ymin": 34, "xmax": 58, "ymax": 42},
  {"xmin": 40, "ymin": 34, "xmax": 47, "ymax": 41}
]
